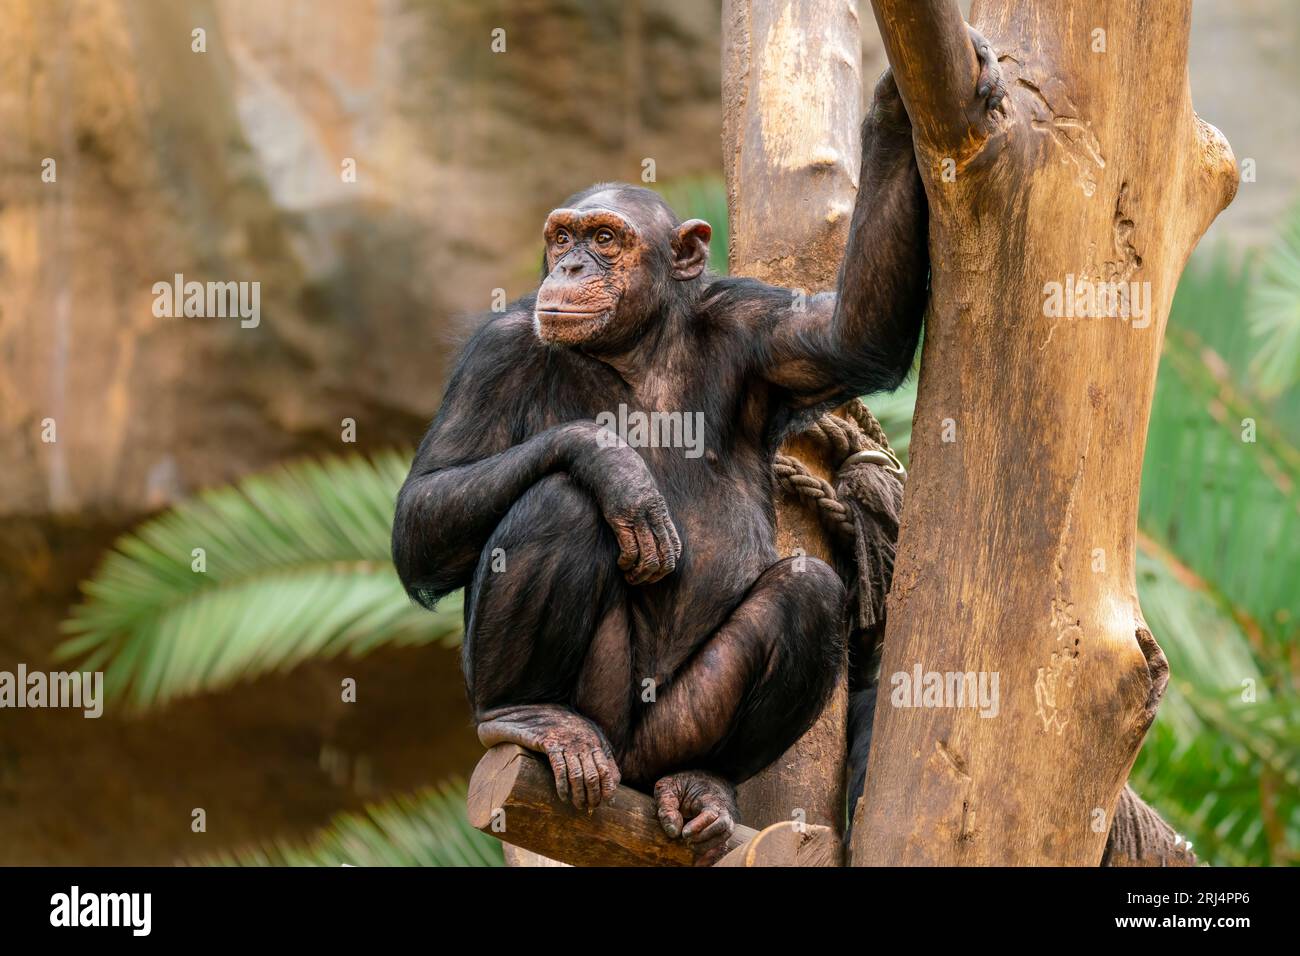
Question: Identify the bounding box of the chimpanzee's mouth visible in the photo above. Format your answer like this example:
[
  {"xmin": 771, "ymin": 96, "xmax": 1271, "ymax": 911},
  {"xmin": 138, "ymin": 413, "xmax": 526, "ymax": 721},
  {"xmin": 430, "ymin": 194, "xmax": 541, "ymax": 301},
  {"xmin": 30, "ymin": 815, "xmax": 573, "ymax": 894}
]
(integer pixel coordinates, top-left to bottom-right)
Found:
[{"xmin": 535, "ymin": 308, "xmax": 607, "ymax": 321}]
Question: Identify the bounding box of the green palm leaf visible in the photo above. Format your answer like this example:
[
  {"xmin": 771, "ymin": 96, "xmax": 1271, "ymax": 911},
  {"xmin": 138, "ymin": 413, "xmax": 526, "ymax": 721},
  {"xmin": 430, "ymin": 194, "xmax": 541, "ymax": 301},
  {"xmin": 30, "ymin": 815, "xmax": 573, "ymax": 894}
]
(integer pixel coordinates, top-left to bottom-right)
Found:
[
  {"xmin": 1130, "ymin": 241, "xmax": 1300, "ymax": 865},
  {"xmin": 195, "ymin": 780, "xmax": 504, "ymax": 867},
  {"xmin": 1249, "ymin": 200, "xmax": 1300, "ymax": 396},
  {"xmin": 1131, "ymin": 548, "xmax": 1300, "ymax": 866},
  {"xmin": 59, "ymin": 451, "xmax": 462, "ymax": 710}
]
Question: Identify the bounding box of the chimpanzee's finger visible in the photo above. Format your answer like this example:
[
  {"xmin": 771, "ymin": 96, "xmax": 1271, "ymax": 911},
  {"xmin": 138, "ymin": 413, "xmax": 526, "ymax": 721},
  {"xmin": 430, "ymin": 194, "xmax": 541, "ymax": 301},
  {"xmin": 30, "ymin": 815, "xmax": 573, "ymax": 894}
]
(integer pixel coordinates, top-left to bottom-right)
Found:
[
  {"xmin": 664, "ymin": 515, "xmax": 682, "ymax": 563},
  {"xmin": 967, "ymin": 25, "xmax": 1005, "ymax": 112},
  {"xmin": 592, "ymin": 748, "xmax": 619, "ymax": 800},
  {"xmin": 682, "ymin": 808, "xmax": 720, "ymax": 841},
  {"xmin": 613, "ymin": 523, "xmax": 639, "ymax": 572},
  {"xmin": 579, "ymin": 751, "xmax": 601, "ymax": 810},
  {"xmin": 547, "ymin": 748, "xmax": 570, "ymax": 803},
  {"xmin": 686, "ymin": 813, "xmax": 732, "ymax": 848},
  {"xmin": 629, "ymin": 520, "xmax": 662, "ymax": 584},
  {"xmin": 651, "ymin": 514, "xmax": 679, "ymax": 578},
  {"xmin": 654, "ymin": 780, "xmax": 684, "ymax": 839},
  {"xmin": 565, "ymin": 751, "xmax": 586, "ymax": 810}
]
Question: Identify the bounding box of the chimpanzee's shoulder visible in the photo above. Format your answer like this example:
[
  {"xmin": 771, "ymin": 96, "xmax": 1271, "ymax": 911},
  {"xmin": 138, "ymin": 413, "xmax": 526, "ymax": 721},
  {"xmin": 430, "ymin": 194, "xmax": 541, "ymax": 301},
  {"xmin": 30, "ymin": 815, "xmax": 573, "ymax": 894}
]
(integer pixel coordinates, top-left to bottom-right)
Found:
[
  {"xmin": 454, "ymin": 300, "xmax": 543, "ymax": 369},
  {"xmin": 468, "ymin": 299, "xmax": 537, "ymax": 342},
  {"xmin": 695, "ymin": 276, "xmax": 831, "ymax": 332},
  {"xmin": 697, "ymin": 276, "xmax": 792, "ymax": 323}
]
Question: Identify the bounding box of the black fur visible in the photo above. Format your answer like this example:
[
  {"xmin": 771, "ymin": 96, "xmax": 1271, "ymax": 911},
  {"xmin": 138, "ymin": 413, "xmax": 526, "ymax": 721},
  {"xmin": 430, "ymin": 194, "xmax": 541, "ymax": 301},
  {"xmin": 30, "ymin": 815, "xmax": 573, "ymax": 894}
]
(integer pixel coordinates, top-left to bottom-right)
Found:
[{"xmin": 392, "ymin": 98, "xmax": 928, "ymax": 792}]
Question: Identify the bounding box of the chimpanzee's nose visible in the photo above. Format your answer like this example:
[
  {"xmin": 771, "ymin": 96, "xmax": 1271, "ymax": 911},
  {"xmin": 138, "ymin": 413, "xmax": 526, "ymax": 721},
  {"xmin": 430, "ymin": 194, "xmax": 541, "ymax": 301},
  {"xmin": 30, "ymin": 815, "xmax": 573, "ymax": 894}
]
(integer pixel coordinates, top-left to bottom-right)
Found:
[{"xmin": 561, "ymin": 259, "xmax": 585, "ymax": 277}]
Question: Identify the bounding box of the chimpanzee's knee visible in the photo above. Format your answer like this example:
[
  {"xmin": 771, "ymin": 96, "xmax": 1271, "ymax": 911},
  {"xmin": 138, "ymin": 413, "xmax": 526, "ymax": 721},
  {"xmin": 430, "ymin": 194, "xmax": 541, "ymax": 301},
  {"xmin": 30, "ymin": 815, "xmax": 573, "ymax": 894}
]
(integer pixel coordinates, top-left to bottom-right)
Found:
[
  {"xmin": 483, "ymin": 474, "xmax": 604, "ymax": 552},
  {"xmin": 463, "ymin": 475, "xmax": 622, "ymax": 711},
  {"xmin": 707, "ymin": 556, "xmax": 846, "ymax": 782}
]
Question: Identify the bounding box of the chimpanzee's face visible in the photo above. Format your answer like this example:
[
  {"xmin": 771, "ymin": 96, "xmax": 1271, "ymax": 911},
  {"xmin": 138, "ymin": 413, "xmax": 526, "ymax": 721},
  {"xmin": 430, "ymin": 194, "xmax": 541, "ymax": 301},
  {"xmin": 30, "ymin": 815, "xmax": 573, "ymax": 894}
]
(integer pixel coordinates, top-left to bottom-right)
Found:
[
  {"xmin": 534, "ymin": 206, "xmax": 649, "ymax": 346},
  {"xmin": 534, "ymin": 188, "xmax": 711, "ymax": 348}
]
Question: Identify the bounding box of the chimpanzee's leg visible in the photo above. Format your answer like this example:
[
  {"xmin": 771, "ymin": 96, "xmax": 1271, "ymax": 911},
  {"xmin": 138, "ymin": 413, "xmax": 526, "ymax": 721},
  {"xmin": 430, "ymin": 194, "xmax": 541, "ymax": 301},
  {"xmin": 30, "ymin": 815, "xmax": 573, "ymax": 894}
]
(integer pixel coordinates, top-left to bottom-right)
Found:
[
  {"xmin": 465, "ymin": 474, "xmax": 630, "ymax": 809},
  {"xmin": 621, "ymin": 556, "xmax": 846, "ymax": 862}
]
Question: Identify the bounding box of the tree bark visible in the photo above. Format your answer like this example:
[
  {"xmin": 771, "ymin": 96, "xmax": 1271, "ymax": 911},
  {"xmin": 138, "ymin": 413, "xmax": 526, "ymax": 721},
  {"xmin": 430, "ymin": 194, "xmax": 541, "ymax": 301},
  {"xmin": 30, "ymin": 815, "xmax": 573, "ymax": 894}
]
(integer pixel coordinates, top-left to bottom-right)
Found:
[
  {"xmin": 721, "ymin": 0, "xmax": 865, "ymax": 841},
  {"xmin": 471, "ymin": 744, "xmax": 843, "ymax": 867},
  {"xmin": 851, "ymin": 0, "xmax": 1236, "ymax": 865}
]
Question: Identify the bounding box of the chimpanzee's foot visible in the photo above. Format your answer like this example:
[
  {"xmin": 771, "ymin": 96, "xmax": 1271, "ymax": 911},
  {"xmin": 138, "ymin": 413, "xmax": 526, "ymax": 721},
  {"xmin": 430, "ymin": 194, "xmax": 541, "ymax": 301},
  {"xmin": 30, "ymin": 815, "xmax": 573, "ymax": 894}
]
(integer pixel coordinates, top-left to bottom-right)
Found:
[
  {"xmin": 477, "ymin": 704, "xmax": 620, "ymax": 810},
  {"xmin": 654, "ymin": 770, "xmax": 738, "ymax": 867},
  {"xmin": 967, "ymin": 25, "xmax": 1007, "ymax": 112}
]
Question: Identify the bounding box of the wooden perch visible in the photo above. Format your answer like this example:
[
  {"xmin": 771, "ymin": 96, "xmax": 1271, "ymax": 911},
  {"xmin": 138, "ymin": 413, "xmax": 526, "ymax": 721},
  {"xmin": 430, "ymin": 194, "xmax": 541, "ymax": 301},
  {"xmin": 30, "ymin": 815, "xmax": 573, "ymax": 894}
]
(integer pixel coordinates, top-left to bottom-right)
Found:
[
  {"xmin": 468, "ymin": 744, "xmax": 837, "ymax": 867},
  {"xmin": 715, "ymin": 819, "xmax": 840, "ymax": 867}
]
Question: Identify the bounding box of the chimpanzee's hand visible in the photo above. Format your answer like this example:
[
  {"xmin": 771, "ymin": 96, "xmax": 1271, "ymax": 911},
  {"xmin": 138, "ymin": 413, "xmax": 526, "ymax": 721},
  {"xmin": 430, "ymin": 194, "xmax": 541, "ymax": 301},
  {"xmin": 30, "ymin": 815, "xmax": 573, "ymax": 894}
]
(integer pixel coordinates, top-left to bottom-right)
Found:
[
  {"xmin": 967, "ymin": 26, "xmax": 1006, "ymax": 112},
  {"xmin": 558, "ymin": 423, "xmax": 682, "ymax": 585},
  {"xmin": 477, "ymin": 704, "xmax": 621, "ymax": 811},
  {"xmin": 591, "ymin": 447, "xmax": 682, "ymax": 586},
  {"xmin": 868, "ymin": 24, "xmax": 1006, "ymax": 134},
  {"xmin": 654, "ymin": 770, "xmax": 739, "ymax": 867}
]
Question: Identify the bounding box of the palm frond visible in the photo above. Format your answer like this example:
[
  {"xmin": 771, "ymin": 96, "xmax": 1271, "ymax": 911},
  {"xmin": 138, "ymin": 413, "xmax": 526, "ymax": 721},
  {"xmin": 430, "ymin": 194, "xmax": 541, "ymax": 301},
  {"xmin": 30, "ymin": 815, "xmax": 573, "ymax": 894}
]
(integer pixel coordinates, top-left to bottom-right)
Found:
[
  {"xmin": 1120, "ymin": 245, "xmax": 1300, "ymax": 865},
  {"xmin": 59, "ymin": 452, "xmax": 463, "ymax": 711},
  {"xmin": 1144, "ymin": 262, "xmax": 1300, "ymax": 667},
  {"xmin": 1249, "ymin": 200, "xmax": 1300, "ymax": 396},
  {"xmin": 195, "ymin": 780, "xmax": 504, "ymax": 867},
  {"xmin": 1131, "ymin": 548, "xmax": 1300, "ymax": 866}
]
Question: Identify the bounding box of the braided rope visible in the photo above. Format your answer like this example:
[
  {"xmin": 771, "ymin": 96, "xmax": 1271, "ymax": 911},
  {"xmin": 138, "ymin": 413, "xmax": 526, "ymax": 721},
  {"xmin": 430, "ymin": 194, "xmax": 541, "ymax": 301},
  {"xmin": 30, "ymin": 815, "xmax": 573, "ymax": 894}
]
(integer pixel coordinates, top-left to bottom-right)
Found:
[
  {"xmin": 842, "ymin": 399, "xmax": 894, "ymax": 457},
  {"xmin": 772, "ymin": 398, "xmax": 895, "ymax": 542},
  {"xmin": 772, "ymin": 454, "xmax": 856, "ymax": 543}
]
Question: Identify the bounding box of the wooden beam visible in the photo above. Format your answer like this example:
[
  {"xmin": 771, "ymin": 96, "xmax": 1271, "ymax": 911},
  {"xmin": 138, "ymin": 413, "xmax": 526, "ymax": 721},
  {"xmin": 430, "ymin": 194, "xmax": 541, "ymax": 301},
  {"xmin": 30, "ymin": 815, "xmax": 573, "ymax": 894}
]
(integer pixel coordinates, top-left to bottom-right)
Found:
[
  {"xmin": 468, "ymin": 744, "xmax": 757, "ymax": 867},
  {"xmin": 715, "ymin": 820, "xmax": 840, "ymax": 867}
]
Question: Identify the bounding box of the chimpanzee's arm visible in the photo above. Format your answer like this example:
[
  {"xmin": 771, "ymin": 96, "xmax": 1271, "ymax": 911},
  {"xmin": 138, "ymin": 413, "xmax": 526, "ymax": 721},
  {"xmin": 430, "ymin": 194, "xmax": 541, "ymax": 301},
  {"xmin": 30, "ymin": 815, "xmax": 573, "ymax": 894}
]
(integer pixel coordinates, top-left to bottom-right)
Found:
[
  {"xmin": 392, "ymin": 317, "xmax": 680, "ymax": 606},
  {"xmin": 759, "ymin": 37, "xmax": 1004, "ymax": 408},
  {"xmin": 757, "ymin": 71, "xmax": 928, "ymax": 408}
]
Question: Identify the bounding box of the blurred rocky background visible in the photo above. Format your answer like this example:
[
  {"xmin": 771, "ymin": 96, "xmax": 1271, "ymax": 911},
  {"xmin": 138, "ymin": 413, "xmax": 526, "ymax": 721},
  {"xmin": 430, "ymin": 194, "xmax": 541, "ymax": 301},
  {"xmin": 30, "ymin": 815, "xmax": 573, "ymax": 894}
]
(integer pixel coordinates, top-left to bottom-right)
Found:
[{"xmin": 0, "ymin": 0, "xmax": 1296, "ymax": 863}]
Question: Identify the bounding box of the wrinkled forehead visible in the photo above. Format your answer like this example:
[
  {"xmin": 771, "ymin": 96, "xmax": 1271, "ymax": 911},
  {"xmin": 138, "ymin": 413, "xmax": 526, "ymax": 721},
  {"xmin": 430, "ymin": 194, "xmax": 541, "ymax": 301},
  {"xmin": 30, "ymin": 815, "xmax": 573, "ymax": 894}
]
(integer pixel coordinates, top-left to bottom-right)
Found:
[
  {"xmin": 546, "ymin": 189, "xmax": 676, "ymax": 237},
  {"xmin": 544, "ymin": 206, "xmax": 636, "ymax": 235}
]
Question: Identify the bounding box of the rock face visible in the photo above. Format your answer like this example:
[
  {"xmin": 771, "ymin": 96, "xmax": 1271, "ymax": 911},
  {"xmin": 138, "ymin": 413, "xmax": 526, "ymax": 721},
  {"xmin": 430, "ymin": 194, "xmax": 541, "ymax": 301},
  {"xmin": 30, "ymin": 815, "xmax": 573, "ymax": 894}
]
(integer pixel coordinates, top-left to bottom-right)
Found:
[
  {"xmin": 0, "ymin": 0, "xmax": 726, "ymax": 863},
  {"xmin": 2, "ymin": 0, "xmax": 1291, "ymax": 519},
  {"xmin": 1188, "ymin": 0, "xmax": 1300, "ymax": 248},
  {"xmin": 0, "ymin": 0, "xmax": 724, "ymax": 518}
]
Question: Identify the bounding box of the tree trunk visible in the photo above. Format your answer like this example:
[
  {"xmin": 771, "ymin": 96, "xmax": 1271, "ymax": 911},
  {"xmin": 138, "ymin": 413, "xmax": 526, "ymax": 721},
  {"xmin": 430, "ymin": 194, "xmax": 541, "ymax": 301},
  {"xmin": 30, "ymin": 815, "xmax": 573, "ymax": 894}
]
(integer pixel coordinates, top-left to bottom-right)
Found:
[
  {"xmin": 851, "ymin": 0, "xmax": 1236, "ymax": 865},
  {"xmin": 721, "ymin": 0, "xmax": 865, "ymax": 840}
]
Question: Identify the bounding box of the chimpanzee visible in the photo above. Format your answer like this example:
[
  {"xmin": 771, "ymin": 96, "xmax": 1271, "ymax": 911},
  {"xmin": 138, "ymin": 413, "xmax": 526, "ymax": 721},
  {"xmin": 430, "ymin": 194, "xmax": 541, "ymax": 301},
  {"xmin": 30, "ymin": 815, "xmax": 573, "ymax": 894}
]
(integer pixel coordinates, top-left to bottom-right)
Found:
[{"xmin": 394, "ymin": 40, "xmax": 1005, "ymax": 864}]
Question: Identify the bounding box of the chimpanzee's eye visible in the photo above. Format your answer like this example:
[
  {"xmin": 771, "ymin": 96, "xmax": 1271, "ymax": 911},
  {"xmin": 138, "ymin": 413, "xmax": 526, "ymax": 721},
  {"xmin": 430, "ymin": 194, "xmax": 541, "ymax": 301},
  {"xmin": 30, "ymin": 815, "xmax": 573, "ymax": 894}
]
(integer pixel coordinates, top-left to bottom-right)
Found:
[
  {"xmin": 555, "ymin": 229, "xmax": 571, "ymax": 245},
  {"xmin": 595, "ymin": 229, "xmax": 615, "ymax": 245}
]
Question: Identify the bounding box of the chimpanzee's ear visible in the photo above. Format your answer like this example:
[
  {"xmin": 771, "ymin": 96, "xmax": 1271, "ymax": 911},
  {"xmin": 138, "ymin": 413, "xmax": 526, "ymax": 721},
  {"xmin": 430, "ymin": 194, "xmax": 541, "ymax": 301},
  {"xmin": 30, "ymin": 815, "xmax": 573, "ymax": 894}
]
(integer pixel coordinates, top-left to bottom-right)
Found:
[{"xmin": 670, "ymin": 219, "xmax": 712, "ymax": 281}]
